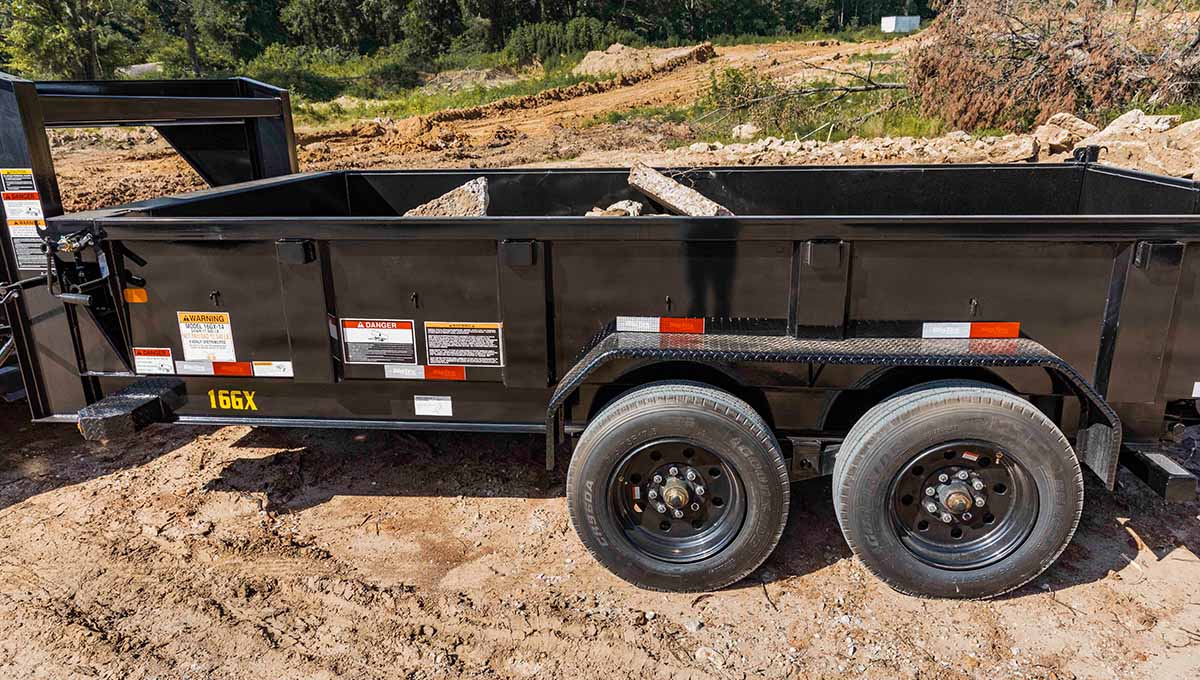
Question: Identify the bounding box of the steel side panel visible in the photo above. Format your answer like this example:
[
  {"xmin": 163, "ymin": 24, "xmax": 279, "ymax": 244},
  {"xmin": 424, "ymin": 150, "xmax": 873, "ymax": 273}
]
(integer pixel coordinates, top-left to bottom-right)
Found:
[{"xmin": 1106, "ymin": 242, "xmax": 1186, "ymax": 403}]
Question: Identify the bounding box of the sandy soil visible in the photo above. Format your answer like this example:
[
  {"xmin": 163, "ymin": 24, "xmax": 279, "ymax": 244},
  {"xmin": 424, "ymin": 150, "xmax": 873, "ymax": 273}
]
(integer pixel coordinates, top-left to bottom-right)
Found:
[{"xmin": 2, "ymin": 399, "xmax": 1200, "ymax": 679}]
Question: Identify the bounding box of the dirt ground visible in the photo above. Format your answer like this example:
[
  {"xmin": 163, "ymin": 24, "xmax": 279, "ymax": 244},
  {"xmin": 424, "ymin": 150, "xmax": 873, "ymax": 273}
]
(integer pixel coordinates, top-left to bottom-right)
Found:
[{"xmin": 2, "ymin": 398, "xmax": 1200, "ymax": 679}]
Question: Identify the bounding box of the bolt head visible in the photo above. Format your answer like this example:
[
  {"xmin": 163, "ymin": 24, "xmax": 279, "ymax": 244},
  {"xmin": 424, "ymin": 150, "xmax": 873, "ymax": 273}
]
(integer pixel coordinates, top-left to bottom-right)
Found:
[
  {"xmin": 647, "ymin": 489, "xmax": 658, "ymax": 500},
  {"xmin": 656, "ymin": 504, "xmax": 667, "ymax": 514},
  {"xmin": 956, "ymin": 470, "xmax": 970, "ymax": 481},
  {"xmin": 686, "ymin": 470, "xmax": 698, "ymax": 481},
  {"xmin": 695, "ymin": 486, "xmax": 705, "ymax": 496},
  {"xmin": 972, "ymin": 480, "xmax": 984, "ymax": 491},
  {"xmin": 926, "ymin": 502, "xmax": 938, "ymax": 513},
  {"xmin": 690, "ymin": 503, "xmax": 700, "ymax": 511},
  {"xmin": 668, "ymin": 467, "xmax": 679, "ymax": 476},
  {"xmin": 925, "ymin": 487, "xmax": 936, "ymax": 496},
  {"xmin": 938, "ymin": 473, "xmax": 949, "ymax": 483},
  {"xmin": 974, "ymin": 496, "xmax": 986, "ymax": 507},
  {"xmin": 940, "ymin": 513, "xmax": 953, "ymax": 524},
  {"xmin": 962, "ymin": 512, "xmax": 973, "ymax": 521},
  {"xmin": 673, "ymin": 509, "xmax": 684, "ymax": 519},
  {"xmin": 652, "ymin": 475, "xmax": 663, "ymax": 484}
]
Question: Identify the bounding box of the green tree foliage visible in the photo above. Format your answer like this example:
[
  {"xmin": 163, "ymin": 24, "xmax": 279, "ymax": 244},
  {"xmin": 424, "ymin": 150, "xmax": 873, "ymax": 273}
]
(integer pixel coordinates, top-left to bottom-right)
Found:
[{"xmin": 5, "ymin": 0, "xmax": 146, "ymax": 78}]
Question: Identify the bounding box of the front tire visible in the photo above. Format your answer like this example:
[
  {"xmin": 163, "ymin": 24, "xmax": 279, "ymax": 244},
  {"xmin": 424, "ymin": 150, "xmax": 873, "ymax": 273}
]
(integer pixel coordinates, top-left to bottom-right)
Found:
[
  {"xmin": 566, "ymin": 383, "xmax": 789, "ymax": 592},
  {"xmin": 834, "ymin": 386, "xmax": 1083, "ymax": 599}
]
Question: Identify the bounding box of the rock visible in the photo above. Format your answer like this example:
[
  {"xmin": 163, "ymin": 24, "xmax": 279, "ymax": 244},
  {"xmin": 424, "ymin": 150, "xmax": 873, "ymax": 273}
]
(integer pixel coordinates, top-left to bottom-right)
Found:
[
  {"xmin": 731, "ymin": 123, "xmax": 761, "ymax": 141},
  {"xmin": 684, "ymin": 619, "xmax": 703, "ymax": 633},
  {"xmin": 695, "ymin": 646, "xmax": 725, "ymax": 667},
  {"xmin": 404, "ymin": 178, "xmax": 489, "ymax": 217},
  {"xmin": 988, "ymin": 135, "xmax": 1039, "ymax": 163},
  {"xmin": 585, "ymin": 200, "xmax": 644, "ymax": 217},
  {"xmin": 629, "ymin": 162, "xmax": 734, "ymax": 217},
  {"xmin": 689, "ymin": 142, "xmax": 712, "ymax": 153},
  {"xmin": 1046, "ymin": 112, "xmax": 1099, "ymax": 140},
  {"xmin": 1033, "ymin": 123, "xmax": 1075, "ymax": 154},
  {"xmin": 1082, "ymin": 109, "xmax": 1181, "ymax": 146}
]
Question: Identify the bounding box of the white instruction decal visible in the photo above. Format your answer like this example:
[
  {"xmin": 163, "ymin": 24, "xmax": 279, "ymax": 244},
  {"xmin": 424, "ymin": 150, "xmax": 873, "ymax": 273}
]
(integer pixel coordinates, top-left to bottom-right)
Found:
[
  {"xmin": 252, "ymin": 361, "xmax": 294, "ymax": 378},
  {"xmin": 341, "ymin": 319, "xmax": 416, "ymax": 364},
  {"xmin": 2, "ymin": 170, "xmax": 45, "ymax": 271},
  {"xmin": 425, "ymin": 321, "xmax": 503, "ymax": 367},
  {"xmin": 133, "ymin": 347, "xmax": 174, "ymax": 375},
  {"xmin": 414, "ymin": 395, "xmax": 453, "ymax": 417},
  {"xmin": 177, "ymin": 312, "xmax": 236, "ymax": 362},
  {"xmin": 175, "ymin": 360, "xmax": 214, "ymax": 375}
]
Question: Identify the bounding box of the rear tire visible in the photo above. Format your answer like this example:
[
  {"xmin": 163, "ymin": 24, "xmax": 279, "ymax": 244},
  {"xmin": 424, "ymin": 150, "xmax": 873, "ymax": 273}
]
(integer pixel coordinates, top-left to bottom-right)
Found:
[
  {"xmin": 834, "ymin": 387, "xmax": 1083, "ymax": 599},
  {"xmin": 566, "ymin": 383, "xmax": 789, "ymax": 591}
]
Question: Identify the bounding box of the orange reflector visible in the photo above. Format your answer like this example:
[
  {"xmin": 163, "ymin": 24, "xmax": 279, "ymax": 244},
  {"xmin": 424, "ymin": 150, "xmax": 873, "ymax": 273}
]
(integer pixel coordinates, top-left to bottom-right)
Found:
[
  {"xmin": 969, "ymin": 322, "xmax": 1021, "ymax": 339},
  {"xmin": 659, "ymin": 317, "xmax": 706, "ymax": 334},
  {"xmin": 123, "ymin": 288, "xmax": 148, "ymax": 304},
  {"xmin": 424, "ymin": 366, "xmax": 467, "ymax": 381},
  {"xmin": 212, "ymin": 361, "xmax": 253, "ymax": 377}
]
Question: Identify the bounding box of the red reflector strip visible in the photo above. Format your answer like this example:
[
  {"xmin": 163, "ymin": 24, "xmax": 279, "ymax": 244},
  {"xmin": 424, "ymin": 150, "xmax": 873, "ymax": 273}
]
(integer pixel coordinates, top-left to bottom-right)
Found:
[
  {"xmin": 922, "ymin": 322, "xmax": 1020, "ymax": 339},
  {"xmin": 1, "ymin": 191, "xmax": 39, "ymax": 201},
  {"xmin": 212, "ymin": 361, "xmax": 253, "ymax": 376},
  {"xmin": 616, "ymin": 316, "xmax": 705, "ymax": 334},
  {"xmin": 969, "ymin": 322, "xmax": 1021, "ymax": 339},
  {"xmin": 424, "ymin": 365, "xmax": 466, "ymax": 381}
]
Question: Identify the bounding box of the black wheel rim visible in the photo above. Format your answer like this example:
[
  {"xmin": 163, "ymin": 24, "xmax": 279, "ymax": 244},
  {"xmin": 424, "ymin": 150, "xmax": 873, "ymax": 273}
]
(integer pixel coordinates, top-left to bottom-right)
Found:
[
  {"xmin": 608, "ymin": 439, "xmax": 746, "ymax": 563},
  {"xmin": 888, "ymin": 440, "xmax": 1038, "ymax": 570}
]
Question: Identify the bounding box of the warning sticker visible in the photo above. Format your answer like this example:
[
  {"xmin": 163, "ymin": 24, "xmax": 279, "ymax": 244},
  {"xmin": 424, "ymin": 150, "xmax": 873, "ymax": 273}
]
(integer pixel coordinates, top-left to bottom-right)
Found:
[
  {"xmin": 133, "ymin": 347, "xmax": 174, "ymax": 375},
  {"xmin": 342, "ymin": 319, "xmax": 416, "ymax": 365},
  {"xmin": 1, "ymin": 170, "xmax": 45, "ymax": 271},
  {"xmin": 252, "ymin": 361, "xmax": 294, "ymax": 378},
  {"xmin": 414, "ymin": 395, "xmax": 453, "ymax": 417},
  {"xmin": 177, "ymin": 312, "xmax": 236, "ymax": 362},
  {"xmin": 425, "ymin": 322, "xmax": 503, "ymax": 367}
]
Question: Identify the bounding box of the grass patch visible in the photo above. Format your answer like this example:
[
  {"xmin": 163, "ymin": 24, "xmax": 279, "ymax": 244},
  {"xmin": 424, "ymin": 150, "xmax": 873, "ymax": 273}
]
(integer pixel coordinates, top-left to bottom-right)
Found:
[{"xmin": 583, "ymin": 105, "xmax": 692, "ymax": 128}]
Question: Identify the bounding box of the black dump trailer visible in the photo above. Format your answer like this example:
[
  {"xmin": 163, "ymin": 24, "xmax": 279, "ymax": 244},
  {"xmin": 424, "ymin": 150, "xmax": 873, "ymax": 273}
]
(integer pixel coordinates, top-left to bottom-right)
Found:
[{"xmin": 3, "ymin": 72, "xmax": 1199, "ymax": 599}]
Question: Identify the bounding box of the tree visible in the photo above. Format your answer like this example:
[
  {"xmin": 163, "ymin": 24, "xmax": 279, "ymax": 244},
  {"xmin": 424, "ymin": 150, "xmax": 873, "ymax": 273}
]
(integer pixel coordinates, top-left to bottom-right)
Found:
[
  {"xmin": 6, "ymin": 0, "xmax": 146, "ymax": 79},
  {"xmin": 282, "ymin": 0, "xmax": 405, "ymax": 53},
  {"xmin": 148, "ymin": 0, "xmax": 247, "ymax": 76},
  {"xmin": 402, "ymin": 0, "xmax": 462, "ymax": 59}
]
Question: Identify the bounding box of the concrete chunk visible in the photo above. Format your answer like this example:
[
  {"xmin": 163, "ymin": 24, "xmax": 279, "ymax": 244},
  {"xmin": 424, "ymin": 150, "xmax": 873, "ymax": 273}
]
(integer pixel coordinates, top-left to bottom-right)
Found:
[
  {"xmin": 586, "ymin": 200, "xmax": 644, "ymax": 217},
  {"xmin": 405, "ymin": 177, "xmax": 489, "ymax": 217},
  {"xmin": 628, "ymin": 163, "xmax": 733, "ymax": 217}
]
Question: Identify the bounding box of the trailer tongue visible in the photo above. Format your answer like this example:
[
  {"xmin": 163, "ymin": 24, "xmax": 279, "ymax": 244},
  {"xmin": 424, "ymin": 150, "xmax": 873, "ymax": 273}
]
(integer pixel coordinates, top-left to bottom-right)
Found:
[{"xmin": 2, "ymin": 71, "xmax": 1197, "ymax": 598}]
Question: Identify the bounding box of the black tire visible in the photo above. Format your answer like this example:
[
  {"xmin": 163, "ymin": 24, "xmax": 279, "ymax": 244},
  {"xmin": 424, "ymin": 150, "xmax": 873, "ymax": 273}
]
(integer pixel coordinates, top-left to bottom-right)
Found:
[
  {"xmin": 834, "ymin": 387, "xmax": 1083, "ymax": 599},
  {"xmin": 566, "ymin": 383, "xmax": 789, "ymax": 591}
]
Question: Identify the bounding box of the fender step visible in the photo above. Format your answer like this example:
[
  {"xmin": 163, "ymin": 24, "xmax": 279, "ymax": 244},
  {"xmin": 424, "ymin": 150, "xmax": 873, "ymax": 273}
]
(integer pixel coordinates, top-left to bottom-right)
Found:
[
  {"xmin": 1120, "ymin": 445, "xmax": 1198, "ymax": 502},
  {"xmin": 77, "ymin": 378, "xmax": 186, "ymax": 441}
]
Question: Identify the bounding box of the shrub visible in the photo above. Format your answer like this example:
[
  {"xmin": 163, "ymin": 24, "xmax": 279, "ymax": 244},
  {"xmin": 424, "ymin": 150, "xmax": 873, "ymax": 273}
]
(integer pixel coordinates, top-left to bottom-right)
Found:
[
  {"xmin": 503, "ymin": 19, "xmax": 639, "ymax": 65},
  {"xmin": 243, "ymin": 44, "xmax": 344, "ymax": 100}
]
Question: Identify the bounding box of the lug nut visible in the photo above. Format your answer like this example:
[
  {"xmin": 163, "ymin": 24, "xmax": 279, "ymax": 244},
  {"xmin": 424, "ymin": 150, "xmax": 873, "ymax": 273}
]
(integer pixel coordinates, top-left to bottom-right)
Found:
[
  {"xmin": 673, "ymin": 509, "xmax": 684, "ymax": 519},
  {"xmin": 962, "ymin": 512, "xmax": 973, "ymax": 521},
  {"xmin": 956, "ymin": 470, "xmax": 970, "ymax": 481},
  {"xmin": 652, "ymin": 475, "xmax": 663, "ymax": 484},
  {"xmin": 695, "ymin": 486, "xmax": 705, "ymax": 496},
  {"xmin": 926, "ymin": 502, "xmax": 939, "ymax": 513},
  {"xmin": 647, "ymin": 489, "xmax": 658, "ymax": 500},
  {"xmin": 656, "ymin": 503, "xmax": 667, "ymax": 514},
  {"xmin": 690, "ymin": 503, "xmax": 700, "ymax": 511},
  {"xmin": 668, "ymin": 467, "xmax": 679, "ymax": 476},
  {"xmin": 940, "ymin": 513, "xmax": 953, "ymax": 524},
  {"xmin": 938, "ymin": 473, "xmax": 949, "ymax": 483},
  {"xmin": 972, "ymin": 480, "xmax": 984, "ymax": 491},
  {"xmin": 974, "ymin": 496, "xmax": 986, "ymax": 507},
  {"xmin": 925, "ymin": 487, "xmax": 936, "ymax": 496},
  {"xmin": 686, "ymin": 470, "xmax": 698, "ymax": 481}
]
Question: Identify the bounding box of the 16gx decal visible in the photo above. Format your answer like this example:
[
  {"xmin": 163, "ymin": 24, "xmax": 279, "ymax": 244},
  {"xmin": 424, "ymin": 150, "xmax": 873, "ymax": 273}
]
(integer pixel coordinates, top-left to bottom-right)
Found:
[{"xmin": 208, "ymin": 389, "xmax": 257, "ymax": 411}]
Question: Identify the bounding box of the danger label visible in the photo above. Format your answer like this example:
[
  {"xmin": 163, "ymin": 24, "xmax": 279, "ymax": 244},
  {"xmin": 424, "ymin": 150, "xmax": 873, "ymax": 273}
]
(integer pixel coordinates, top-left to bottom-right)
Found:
[
  {"xmin": 178, "ymin": 311, "xmax": 236, "ymax": 362},
  {"xmin": 133, "ymin": 347, "xmax": 174, "ymax": 375},
  {"xmin": 1, "ymin": 169, "xmax": 45, "ymax": 271},
  {"xmin": 425, "ymin": 322, "xmax": 503, "ymax": 367},
  {"xmin": 342, "ymin": 319, "xmax": 416, "ymax": 365}
]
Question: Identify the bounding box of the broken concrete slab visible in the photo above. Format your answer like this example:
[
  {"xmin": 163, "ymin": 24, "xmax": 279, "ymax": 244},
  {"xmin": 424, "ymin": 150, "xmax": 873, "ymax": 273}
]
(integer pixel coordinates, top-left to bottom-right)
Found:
[
  {"xmin": 628, "ymin": 163, "xmax": 733, "ymax": 217},
  {"xmin": 586, "ymin": 200, "xmax": 644, "ymax": 217},
  {"xmin": 404, "ymin": 177, "xmax": 489, "ymax": 217}
]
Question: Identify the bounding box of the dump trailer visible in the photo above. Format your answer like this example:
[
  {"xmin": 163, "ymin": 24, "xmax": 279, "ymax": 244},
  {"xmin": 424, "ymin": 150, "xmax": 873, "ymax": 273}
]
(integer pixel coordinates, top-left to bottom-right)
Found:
[{"xmin": 2, "ymin": 72, "xmax": 1198, "ymax": 599}]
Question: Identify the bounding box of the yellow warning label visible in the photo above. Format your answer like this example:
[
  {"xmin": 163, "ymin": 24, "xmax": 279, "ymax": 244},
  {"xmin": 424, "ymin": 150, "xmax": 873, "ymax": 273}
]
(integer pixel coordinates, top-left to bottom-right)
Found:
[
  {"xmin": 6, "ymin": 219, "xmax": 45, "ymax": 227},
  {"xmin": 425, "ymin": 322, "xmax": 503, "ymax": 330},
  {"xmin": 178, "ymin": 312, "xmax": 230, "ymax": 324}
]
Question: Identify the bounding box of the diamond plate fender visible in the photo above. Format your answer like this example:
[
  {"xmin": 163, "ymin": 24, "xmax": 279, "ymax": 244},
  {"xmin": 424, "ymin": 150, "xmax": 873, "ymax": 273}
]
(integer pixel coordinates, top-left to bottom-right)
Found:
[{"xmin": 545, "ymin": 332, "xmax": 1122, "ymax": 488}]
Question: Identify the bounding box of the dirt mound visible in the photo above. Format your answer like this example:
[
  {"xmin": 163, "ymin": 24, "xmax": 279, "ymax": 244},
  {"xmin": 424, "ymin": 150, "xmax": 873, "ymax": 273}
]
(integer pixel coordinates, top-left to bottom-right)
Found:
[
  {"xmin": 573, "ymin": 43, "xmax": 710, "ymax": 77},
  {"xmin": 420, "ymin": 67, "xmax": 522, "ymax": 93}
]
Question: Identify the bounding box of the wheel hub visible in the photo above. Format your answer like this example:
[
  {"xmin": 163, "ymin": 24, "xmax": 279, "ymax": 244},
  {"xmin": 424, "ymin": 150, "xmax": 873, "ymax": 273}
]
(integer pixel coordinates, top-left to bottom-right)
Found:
[
  {"xmin": 610, "ymin": 440, "xmax": 744, "ymax": 563},
  {"xmin": 888, "ymin": 440, "xmax": 1038, "ymax": 570}
]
